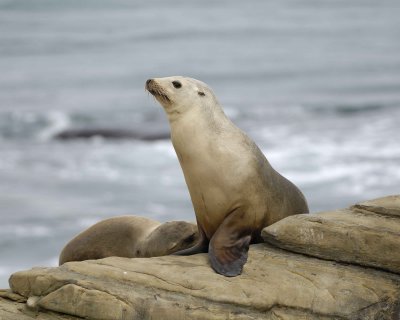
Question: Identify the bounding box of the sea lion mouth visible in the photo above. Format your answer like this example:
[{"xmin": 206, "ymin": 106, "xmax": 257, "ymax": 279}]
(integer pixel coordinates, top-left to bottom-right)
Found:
[{"xmin": 145, "ymin": 79, "xmax": 171, "ymax": 104}]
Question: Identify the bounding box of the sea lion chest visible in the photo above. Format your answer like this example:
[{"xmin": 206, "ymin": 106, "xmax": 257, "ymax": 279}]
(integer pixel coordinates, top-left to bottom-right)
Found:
[{"xmin": 170, "ymin": 115, "xmax": 253, "ymax": 237}]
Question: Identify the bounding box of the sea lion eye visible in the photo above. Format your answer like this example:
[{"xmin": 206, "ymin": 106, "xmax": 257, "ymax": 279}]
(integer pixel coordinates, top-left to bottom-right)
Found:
[
  {"xmin": 172, "ymin": 81, "xmax": 182, "ymax": 89},
  {"xmin": 198, "ymin": 91, "xmax": 205, "ymax": 96}
]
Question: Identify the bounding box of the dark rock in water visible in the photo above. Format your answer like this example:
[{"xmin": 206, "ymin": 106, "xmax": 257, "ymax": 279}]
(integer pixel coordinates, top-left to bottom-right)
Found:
[
  {"xmin": 310, "ymin": 103, "xmax": 387, "ymax": 116},
  {"xmin": 54, "ymin": 128, "xmax": 170, "ymax": 141}
]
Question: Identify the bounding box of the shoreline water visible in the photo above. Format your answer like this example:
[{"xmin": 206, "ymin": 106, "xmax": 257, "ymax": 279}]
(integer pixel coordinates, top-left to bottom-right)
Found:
[{"xmin": 1, "ymin": 0, "xmax": 400, "ymax": 288}]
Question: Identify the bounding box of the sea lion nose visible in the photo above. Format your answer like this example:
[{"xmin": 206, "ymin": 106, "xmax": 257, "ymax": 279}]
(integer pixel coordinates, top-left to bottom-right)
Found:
[{"xmin": 146, "ymin": 79, "xmax": 153, "ymax": 87}]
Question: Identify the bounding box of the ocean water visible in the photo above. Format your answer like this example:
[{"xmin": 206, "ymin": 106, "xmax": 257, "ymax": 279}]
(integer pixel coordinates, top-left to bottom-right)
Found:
[{"xmin": 0, "ymin": 0, "xmax": 399, "ymax": 288}]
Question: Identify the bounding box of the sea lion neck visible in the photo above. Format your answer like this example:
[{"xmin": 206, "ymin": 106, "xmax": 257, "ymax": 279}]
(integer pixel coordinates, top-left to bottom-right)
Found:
[{"xmin": 167, "ymin": 101, "xmax": 228, "ymax": 134}]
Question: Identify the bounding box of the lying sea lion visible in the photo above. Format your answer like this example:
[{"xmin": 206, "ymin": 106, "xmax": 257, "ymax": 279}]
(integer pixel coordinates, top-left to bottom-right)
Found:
[{"xmin": 59, "ymin": 216, "xmax": 198, "ymax": 265}]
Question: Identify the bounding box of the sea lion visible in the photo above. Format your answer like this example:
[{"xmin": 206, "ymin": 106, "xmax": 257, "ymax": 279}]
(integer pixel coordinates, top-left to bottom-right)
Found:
[
  {"xmin": 59, "ymin": 216, "xmax": 198, "ymax": 265},
  {"xmin": 146, "ymin": 76, "xmax": 309, "ymax": 276}
]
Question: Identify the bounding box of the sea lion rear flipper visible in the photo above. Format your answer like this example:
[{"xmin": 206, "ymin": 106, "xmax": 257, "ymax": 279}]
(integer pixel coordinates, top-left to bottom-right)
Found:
[
  {"xmin": 172, "ymin": 224, "xmax": 208, "ymax": 255},
  {"xmin": 208, "ymin": 212, "xmax": 252, "ymax": 277}
]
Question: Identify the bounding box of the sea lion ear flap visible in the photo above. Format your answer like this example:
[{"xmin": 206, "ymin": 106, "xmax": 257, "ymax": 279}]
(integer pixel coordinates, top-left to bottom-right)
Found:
[{"xmin": 198, "ymin": 91, "xmax": 205, "ymax": 96}]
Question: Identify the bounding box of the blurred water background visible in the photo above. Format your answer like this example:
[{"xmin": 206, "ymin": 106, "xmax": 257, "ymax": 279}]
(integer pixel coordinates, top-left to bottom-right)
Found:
[{"xmin": 0, "ymin": 0, "xmax": 399, "ymax": 287}]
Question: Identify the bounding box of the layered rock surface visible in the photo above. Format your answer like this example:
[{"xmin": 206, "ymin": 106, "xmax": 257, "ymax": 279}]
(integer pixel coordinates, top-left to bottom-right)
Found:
[
  {"xmin": 1, "ymin": 195, "xmax": 400, "ymax": 320},
  {"xmin": 262, "ymin": 195, "xmax": 400, "ymax": 274},
  {"xmin": 5, "ymin": 244, "xmax": 400, "ymax": 320},
  {"xmin": 0, "ymin": 294, "xmax": 81, "ymax": 320}
]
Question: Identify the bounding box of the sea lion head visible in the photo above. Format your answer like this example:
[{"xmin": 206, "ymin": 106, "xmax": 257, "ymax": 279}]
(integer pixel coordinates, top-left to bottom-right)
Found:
[
  {"xmin": 145, "ymin": 76, "xmax": 217, "ymax": 117},
  {"xmin": 140, "ymin": 221, "xmax": 199, "ymax": 257}
]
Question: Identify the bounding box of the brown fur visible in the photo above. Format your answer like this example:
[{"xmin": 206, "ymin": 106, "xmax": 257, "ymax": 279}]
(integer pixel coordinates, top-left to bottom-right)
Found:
[
  {"xmin": 146, "ymin": 76, "xmax": 309, "ymax": 276},
  {"xmin": 59, "ymin": 216, "xmax": 198, "ymax": 265}
]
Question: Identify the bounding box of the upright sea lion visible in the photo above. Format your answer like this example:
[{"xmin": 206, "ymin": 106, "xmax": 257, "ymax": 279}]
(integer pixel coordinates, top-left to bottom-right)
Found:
[
  {"xmin": 59, "ymin": 216, "xmax": 198, "ymax": 265},
  {"xmin": 146, "ymin": 76, "xmax": 309, "ymax": 276}
]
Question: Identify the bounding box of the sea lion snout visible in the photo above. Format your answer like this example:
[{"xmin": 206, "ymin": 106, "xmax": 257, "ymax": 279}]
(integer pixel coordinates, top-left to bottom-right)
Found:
[
  {"xmin": 145, "ymin": 78, "xmax": 171, "ymax": 104},
  {"xmin": 145, "ymin": 78, "xmax": 155, "ymax": 93},
  {"xmin": 145, "ymin": 78, "xmax": 153, "ymax": 87}
]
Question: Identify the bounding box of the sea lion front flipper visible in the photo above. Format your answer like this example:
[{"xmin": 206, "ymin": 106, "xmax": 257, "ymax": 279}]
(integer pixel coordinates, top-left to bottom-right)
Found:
[
  {"xmin": 208, "ymin": 212, "xmax": 252, "ymax": 277},
  {"xmin": 172, "ymin": 223, "xmax": 208, "ymax": 256}
]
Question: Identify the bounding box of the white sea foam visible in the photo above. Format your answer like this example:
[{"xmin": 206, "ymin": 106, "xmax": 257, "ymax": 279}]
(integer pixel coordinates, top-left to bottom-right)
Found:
[
  {"xmin": 0, "ymin": 224, "xmax": 52, "ymax": 238},
  {"xmin": 77, "ymin": 217, "xmax": 102, "ymax": 228},
  {"xmin": 0, "ymin": 267, "xmax": 9, "ymax": 277},
  {"xmin": 150, "ymin": 141, "xmax": 176, "ymax": 158},
  {"xmin": 145, "ymin": 203, "xmax": 170, "ymax": 215},
  {"xmin": 0, "ymin": 266, "xmax": 17, "ymax": 288},
  {"xmin": 45, "ymin": 257, "xmax": 59, "ymax": 267},
  {"xmin": 224, "ymin": 106, "xmax": 240, "ymax": 119},
  {"xmin": 38, "ymin": 111, "xmax": 71, "ymax": 141}
]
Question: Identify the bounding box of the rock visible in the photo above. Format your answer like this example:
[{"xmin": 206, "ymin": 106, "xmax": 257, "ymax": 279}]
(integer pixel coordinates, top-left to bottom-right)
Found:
[
  {"xmin": 54, "ymin": 128, "xmax": 170, "ymax": 141},
  {"xmin": 5, "ymin": 243, "xmax": 400, "ymax": 319},
  {"xmin": 262, "ymin": 195, "xmax": 400, "ymax": 274},
  {"xmin": 0, "ymin": 296, "xmax": 80, "ymax": 319},
  {"xmin": 352, "ymin": 194, "xmax": 400, "ymax": 217},
  {"xmin": 0, "ymin": 289, "xmax": 26, "ymax": 303},
  {"xmin": 2, "ymin": 195, "xmax": 400, "ymax": 319}
]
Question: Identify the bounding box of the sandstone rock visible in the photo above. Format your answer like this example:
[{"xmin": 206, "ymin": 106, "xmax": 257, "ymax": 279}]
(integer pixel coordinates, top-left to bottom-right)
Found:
[
  {"xmin": 0, "ymin": 289, "xmax": 26, "ymax": 303},
  {"xmin": 6, "ymin": 244, "xmax": 400, "ymax": 320},
  {"xmin": 0, "ymin": 296, "xmax": 80, "ymax": 319},
  {"xmin": 352, "ymin": 194, "xmax": 400, "ymax": 217},
  {"xmin": 262, "ymin": 195, "xmax": 400, "ymax": 274},
  {"xmin": 2, "ymin": 195, "xmax": 400, "ymax": 319}
]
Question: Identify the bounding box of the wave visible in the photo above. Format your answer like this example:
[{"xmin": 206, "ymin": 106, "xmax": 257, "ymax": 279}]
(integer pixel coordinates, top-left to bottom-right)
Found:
[
  {"xmin": 0, "ymin": 224, "xmax": 52, "ymax": 238},
  {"xmin": 38, "ymin": 111, "xmax": 71, "ymax": 141},
  {"xmin": 53, "ymin": 128, "xmax": 169, "ymax": 141},
  {"xmin": 308, "ymin": 103, "xmax": 391, "ymax": 116},
  {"xmin": 0, "ymin": 109, "xmax": 170, "ymax": 142},
  {"xmin": 0, "ymin": 110, "xmax": 71, "ymax": 141}
]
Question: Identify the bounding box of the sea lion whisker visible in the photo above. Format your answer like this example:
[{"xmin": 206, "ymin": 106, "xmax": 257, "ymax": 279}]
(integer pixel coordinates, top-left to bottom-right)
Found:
[{"xmin": 147, "ymin": 85, "xmax": 171, "ymax": 103}]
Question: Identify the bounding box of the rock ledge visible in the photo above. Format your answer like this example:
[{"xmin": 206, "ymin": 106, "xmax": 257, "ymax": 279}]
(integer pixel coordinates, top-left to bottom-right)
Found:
[{"xmin": 1, "ymin": 195, "xmax": 400, "ymax": 320}]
